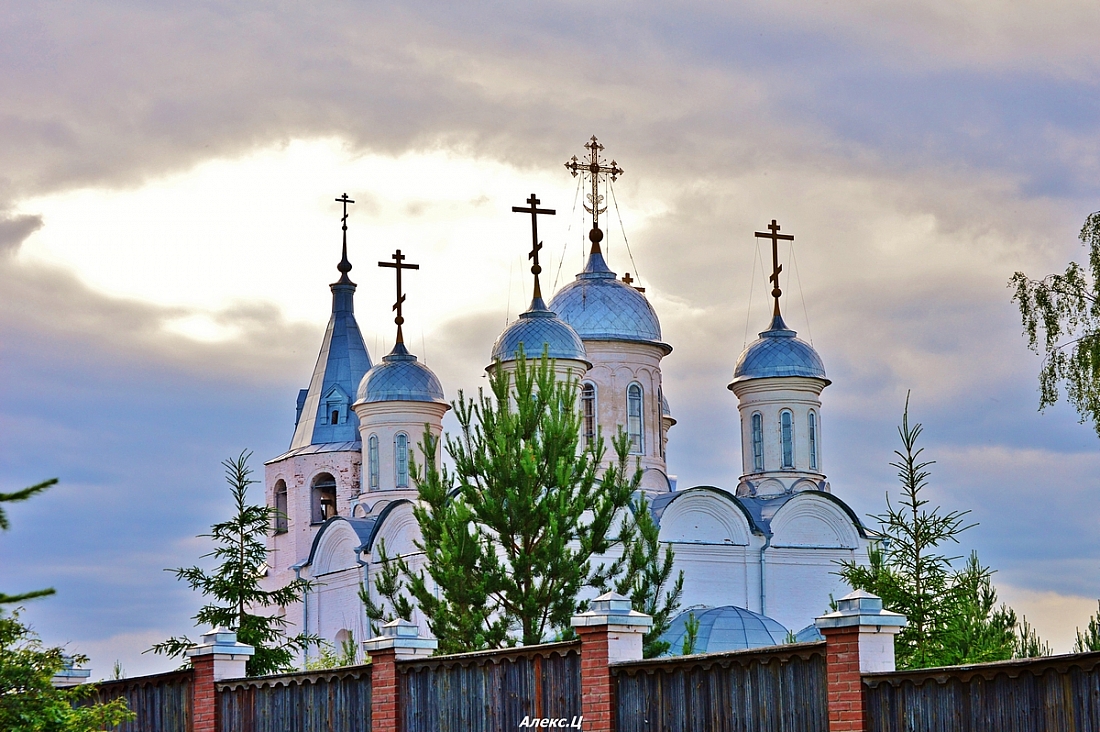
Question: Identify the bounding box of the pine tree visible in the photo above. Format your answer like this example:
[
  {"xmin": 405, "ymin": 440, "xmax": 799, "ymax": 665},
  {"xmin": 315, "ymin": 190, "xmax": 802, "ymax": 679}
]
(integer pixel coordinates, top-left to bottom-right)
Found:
[
  {"xmin": 149, "ymin": 452, "xmax": 317, "ymax": 675},
  {"xmin": 358, "ymin": 538, "xmax": 414, "ymax": 636},
  {"xmin": 614, "ymin": 490, "xmax": 684, "ymax": 658},
  {"xmin": 1, "ymin": 478, "xmax": 58, "ymax": 605},
  {"xmin": 1015, "ymin": 616, "xmax": 1053, "ymax": 657},
  {"xmin": 402, "ymin": 351, "xmax": 636, "ymax": 649},
  {"xmin": 939, "ymin": 552, "xmax": 1018, "ymax": 665},
  {"xmin": 1073, "ymin": 601, "xmax": 1100, "ymax": 652}
]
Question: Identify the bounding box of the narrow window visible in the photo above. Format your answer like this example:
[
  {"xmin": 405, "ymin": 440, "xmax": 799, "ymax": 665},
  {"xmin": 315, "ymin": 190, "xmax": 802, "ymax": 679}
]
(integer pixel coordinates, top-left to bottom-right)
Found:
[
  {"xmin": 331, "ymin": 409, "xmax": 340, "ymax": 425},
  {"xmin": 781, "ymin": 411, "xmax": 794, "ymax": 469},
  {"xmin": 751, "ymin": 412, "xmax": 764, "ymax": 472},
  {"xmin": 395, "ymin": 433, "xmax": 409, "ymax": 488},
  {"xmin": 311, "ymin": 473, "xmax": 337, "ymax": 524},
  {"xmin": 658, "ymin": 386, "xmax": 665, "ymax": 459},
  {"xmin": 627, "ymin": 383, "xmax": 644, "ymax": 455},
  {"xmin": 368, "ymin": 434, "xmax": 380, "ymax": 489},
  {"xmin": 809, "ymin": 411, "xmax": 818, "ymax": 471},
  {"xmin": 274, "ymin": 480, "xmax": 288, "ymax": 533},
  {"xmin": 581, "ymin": 383, "xmax": 597, "ymax": 446}
]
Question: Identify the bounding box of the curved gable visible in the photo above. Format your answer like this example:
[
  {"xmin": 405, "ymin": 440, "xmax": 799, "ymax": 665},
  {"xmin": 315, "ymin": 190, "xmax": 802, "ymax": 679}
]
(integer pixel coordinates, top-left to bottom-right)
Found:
[
  {"xmin": 769, "ymin": 492, "xmax": 862, "ymax": 549},
  {"xmin": 657, "ymin": 488, "xmax": 752, "ymax": 546},
  {"xmin": 369, "ymin": 501, "xmax": 423, "ymax": 561},
  {"xmin": 310, "ymin": 520, "xmax": 365, "ymax": 577}
]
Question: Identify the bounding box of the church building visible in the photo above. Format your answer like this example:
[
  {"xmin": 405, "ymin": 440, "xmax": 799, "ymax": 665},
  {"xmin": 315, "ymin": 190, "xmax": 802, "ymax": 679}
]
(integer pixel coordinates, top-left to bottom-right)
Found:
[{"xmin": 262, "ymin": 139, "xmax": 870, "ymax": 657}]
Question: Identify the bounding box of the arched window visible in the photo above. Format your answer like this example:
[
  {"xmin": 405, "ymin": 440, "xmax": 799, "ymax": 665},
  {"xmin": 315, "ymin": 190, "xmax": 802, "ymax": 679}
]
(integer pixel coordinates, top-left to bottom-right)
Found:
[
  {"xmin": 368, "ymin": 434, "xmax": 380, "ymax": 489},
  {"xmin": 581, "ymin": 382, "xmax": 597, "ymax": 446},
  {"xmin": 809, "ymin": 411, "xmax": 818, "ymax": 471},
  {"xmin": 274, "ymin": 480, "xmax": 288, "ymax": 533},
  {"xmin": 331, "ymin": 409, "xmax": 340, "ymax": 425},
  {"xmin": 395, "ymin": 433, "xmax": 409, "ymax": 488},
  {"xmin": 627, "ymin": 383, "xmax": 644, "ymax": 455},
  {"xmin": 751, "ymin": 412, "xmax": 764, "ymax": 472},
  {"xmin": 780, "ymin": 410, "xmax": 794, "ymax": 469},
  {"xmin": 311, "ymin": 473, "xmax": 337, "ymax": 524}
]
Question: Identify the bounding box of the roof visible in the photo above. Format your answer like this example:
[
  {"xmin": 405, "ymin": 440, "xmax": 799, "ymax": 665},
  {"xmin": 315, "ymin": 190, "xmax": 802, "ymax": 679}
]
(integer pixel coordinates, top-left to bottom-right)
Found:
[
  {"xmin": 660, "ymin": 606, "xmax": 789, "ymax": 655},
  {"xmin": 491, "ymin": 296, "xmax": 590, "ymax": 365},
  {"xmin": 357, "ymin": 342, "xmax": 447, "ymax": 405},
  {"xmin": 302, "ymin": 500, "xmax": 413, "ymax": 568},
  {"xmin": 548, "ymin": 249, "xmax": 671, "ymax": 354},
  {"xmin": 289, "ymin": 275, "xmax": 373, "ymax": 449},
  {"xmin": 265, "ymin": 440, "xmax": 361, "ymax": 465},
  {"xmin": 730, "ymin": 314, "xmax": 828, "ymax": 385}
]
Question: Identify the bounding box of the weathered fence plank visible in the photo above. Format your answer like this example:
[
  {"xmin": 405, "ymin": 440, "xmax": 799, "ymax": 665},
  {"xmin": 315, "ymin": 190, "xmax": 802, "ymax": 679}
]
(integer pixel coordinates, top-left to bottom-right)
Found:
[
  {"xmin": 863, "ymin": 650, "xmax": 1100, "ymax": 732},
  {"xmin": 217, "ymin": 665, "xmax": 371, "ymax": 732},
  {"xmin": 613, "ymin": 642, "xmax": 828, "ymax": 732},
  {"xmin": 400, "ymin": 640, "xmax": 581, "ymax": 732},
  {"xmin": 84, "ymin": 669, "xmax": 193, "ymax": 732}
]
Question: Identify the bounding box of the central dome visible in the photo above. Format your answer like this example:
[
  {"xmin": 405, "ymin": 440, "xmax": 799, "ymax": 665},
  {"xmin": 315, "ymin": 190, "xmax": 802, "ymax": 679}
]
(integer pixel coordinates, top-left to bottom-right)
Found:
[
  {"xmin": 548, "ymin": 250, "xmax": 670, "ymax": 354},
  {"xmin": 357, "ymin": 342, "xmax": 447, "ymax": 405}
]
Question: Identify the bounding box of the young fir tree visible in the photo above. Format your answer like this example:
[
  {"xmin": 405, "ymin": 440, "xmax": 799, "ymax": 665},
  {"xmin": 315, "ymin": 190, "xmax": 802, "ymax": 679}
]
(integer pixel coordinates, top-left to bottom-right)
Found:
[
  {"xmin": 1, "ymin": 478, "xmax": 58, "ymax": 605},
  {"xmin": 613, "ymin": 490, "xmax": 684, "ymax": 658},
  {"xmin": 1015, "ymin": 616, "xmax": 1053, "ymax": 657},
  {"xmin": 358, "ymin": 538, "xmax": 414, "ymax": 636},
  {"xmin": 400, "ymin": 350, "xmax": 637, "ymax": 650},
  {"xmin": 1074, "ymin": 601, "xmax": 1100, "ymax": 653},
  {"xmin": 149, "ymin": 452, "xmax": 316, "ymax": 675},
  {"xmin": 939, "ymin": 552, "xmax": 1018, "ymax": 665}
]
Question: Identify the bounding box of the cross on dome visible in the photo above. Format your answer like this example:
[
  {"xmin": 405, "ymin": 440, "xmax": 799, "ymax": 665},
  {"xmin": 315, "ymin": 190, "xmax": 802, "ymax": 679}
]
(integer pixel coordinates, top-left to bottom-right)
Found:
[
  {"xmin": 378, "ymin": 249, "xmax": 419, "ymax": 344},
  {"xmin": 511, "ymin": 193, "xmax": 556, "ymax": 302},
  {"xmin": 565, "ymin": 136, "xmax": 623, "ymax": 252},
  {"xmin": 334, "ymin": 193, "xmax": 355, "ymax": 282},
  {"xmin": 622, "ymin": 272, "xmax": 645, "ymax": 293},
  {"xmin": 754, "ymin": 219, "xmax": 795, "ymax": 318}
]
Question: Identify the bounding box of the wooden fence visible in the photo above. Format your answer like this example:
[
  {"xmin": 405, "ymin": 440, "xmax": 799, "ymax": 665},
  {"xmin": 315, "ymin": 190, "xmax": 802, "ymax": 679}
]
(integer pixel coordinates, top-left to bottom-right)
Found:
[
  {"xmin": 400, "ymin": 641, "xmax": 581, "ymax": 732},
  {"xmin": 216, "ymin": 665, "xmax": 371, "ymax": 732},
  {"xmin": 613, "ymin": 641, "xmax": 828, "ymax": 732},
  {"xmin": 862, "ymin": 650, "xmax": 1100, "ymax": 732},
  {"xmin": 83, "ymin": 668, "xmax": 193, "ymax": 732}
]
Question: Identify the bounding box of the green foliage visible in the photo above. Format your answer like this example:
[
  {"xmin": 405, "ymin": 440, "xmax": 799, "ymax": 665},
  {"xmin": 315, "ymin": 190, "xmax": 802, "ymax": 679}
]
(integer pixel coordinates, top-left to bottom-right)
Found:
[
  {"xmin": 1074, "ymin": 601, "xmax": 1100, "ymax": 653},
  {"xmin": 305, "ymin": 633, "xmax": 361, "ymax": 670},
  {"xmin": 1010, "ymin": 211, "xmax": 1100, "ymax": 437},
  {"xmin": 0, "ymin": 609, "xmax": 134, "ymax": 732},
  {"xmin": 359, "ymin": 538, "xmax": 414, "ymax": 637},
  {"xmin": 680, "ymin": 612, "xmax": 700, "ymax": 656},
  {"xmin": 613, "ymin": 491, "xmax": 684, "ymax": 658},
  {"xmin": 1015, "ymin": 616, "xmax": 1053, "ymax": 658},
  {"xmin": 401, "ymin": 350, "xmax": 636, "ymax": 651},
  {"xmin": 1, "ymin": 479, "xmax": 58, "ymax": 605},
  {"xmin": 149, "ymin": 451, "xmax": 317, "ymax": 675},
  {"xmin": 838, "ymin": 395, "xmax": 1047, "ymax": 669}
]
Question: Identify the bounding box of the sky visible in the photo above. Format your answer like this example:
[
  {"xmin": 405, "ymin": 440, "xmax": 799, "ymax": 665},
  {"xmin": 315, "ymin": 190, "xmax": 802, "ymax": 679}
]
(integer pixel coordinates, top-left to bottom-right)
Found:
[{"xmin": 2, "ymin": 1, "xmax": 1099, "ymax": 677}]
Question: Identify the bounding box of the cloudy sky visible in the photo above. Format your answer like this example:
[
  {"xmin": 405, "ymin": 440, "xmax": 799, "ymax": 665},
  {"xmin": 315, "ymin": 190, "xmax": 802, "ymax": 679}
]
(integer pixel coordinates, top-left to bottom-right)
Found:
[{"xmin": 3, "ymin": 1, "xmax": 1100, "ymax": 676}]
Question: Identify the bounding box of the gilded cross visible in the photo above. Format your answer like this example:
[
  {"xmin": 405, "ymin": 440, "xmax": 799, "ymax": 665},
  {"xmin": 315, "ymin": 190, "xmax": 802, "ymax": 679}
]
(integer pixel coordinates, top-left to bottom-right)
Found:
[
  {"xmin": 565, "ymin": 136, "xmax": 623, "ymax": 236},
  {"xmin": 622, "ymin": 272, "xmax": 645, "ymax": 293},
  {"xmin": 335, "ymin": 193, "xmax": 355, "ymax": 279},
  {"xmin": 378, "ymin": 249, "xmax": 420, "ymax": 344},
  {"xmin": 754, "ymin": 219, "xmax": 794, "ymax": 318},
  {"xmin": 511, "ymin": 193, "xmax": 556, "ymax": 300}
]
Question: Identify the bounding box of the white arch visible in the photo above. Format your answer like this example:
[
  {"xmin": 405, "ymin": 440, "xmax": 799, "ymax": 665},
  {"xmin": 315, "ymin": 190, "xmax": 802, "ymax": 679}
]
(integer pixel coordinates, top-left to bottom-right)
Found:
[
  {"xmin": 370, "ymin": 502, "xmax": 422, "ymax": 561},
  {"xmin": 658, "ymin": 490, "xmax": 752, "ymax": 546},
  {"xmin": 310, "ymin": 520, "xmax": 363, "ymax": 577},
  {"xmin": 769, "ymin": 493, "xmax": 861, "ymax": 549}
]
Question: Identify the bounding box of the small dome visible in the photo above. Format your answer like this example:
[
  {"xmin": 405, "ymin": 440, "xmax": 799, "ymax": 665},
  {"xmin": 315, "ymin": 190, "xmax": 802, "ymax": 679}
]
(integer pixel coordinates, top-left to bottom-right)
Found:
[
  {"xmin": 357, "ymin": 342, "xmax": 446, "ymax": 405},
  {"xmin": 491, "ymin": 298, "xmax": 590, "ymax": 365},
  {"xmin": 660, "ymin": 606, "xmax": 789, "ymax": 656},
  {"xmin": 549, "ymin": 250, "xmax": 670, "ymax": 354},
  {"xmin": 731, "ymin": 315, "xmax": 828, "ymax": 384}
]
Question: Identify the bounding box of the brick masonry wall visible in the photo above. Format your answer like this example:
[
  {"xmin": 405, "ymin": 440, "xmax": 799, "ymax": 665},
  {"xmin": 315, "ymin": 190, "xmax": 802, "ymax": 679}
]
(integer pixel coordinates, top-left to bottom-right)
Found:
[
  {"xmin": 822, "ymin": 627, "xmax": 864, "ymax": 732},
  {"xmin": 191, "ymin": 656, "xmax": 216, "ymax": 732},
  {"xmin": 370, "ymin": 649, "xmax": 398, "ymax": 732},
  {"xmin": 577, "ymin": 627, "xmax": 614, "ymax": 732}
]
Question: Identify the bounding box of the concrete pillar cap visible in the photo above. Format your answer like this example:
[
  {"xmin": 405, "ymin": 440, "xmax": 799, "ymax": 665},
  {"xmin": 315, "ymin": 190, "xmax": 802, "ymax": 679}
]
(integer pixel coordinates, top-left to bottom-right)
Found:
[
  {"xmin": 814, "ymin": 590, "xmax": 907, "ymax": 631},
  {"xmin": 364, "ymin": 620, "xmax": 438, "ymax": 656},
  {"xmin": 570, "ymin": 592, "xmax": 653, "ymax": 630},
  {"xmin": 185, "ymin": 627, "xmax": 256, "ymax": 658}
]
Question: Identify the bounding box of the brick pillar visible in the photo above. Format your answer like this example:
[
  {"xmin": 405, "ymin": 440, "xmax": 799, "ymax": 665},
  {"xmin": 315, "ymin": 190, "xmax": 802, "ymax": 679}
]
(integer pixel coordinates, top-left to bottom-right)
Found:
[
  {"xmin": 814, "ymin": 590, "xmax": 906, "ymax": 732},
  {"xmin": 570, "ymin": 592, "xmax": 653, "ymax": 732},
  {"xmin": 363, "ymin": 619, "xmax": 437, "ymax": 732},
  {"xmin": 185, "ymin": 628, "xmax": 255, "ymax": 732}
]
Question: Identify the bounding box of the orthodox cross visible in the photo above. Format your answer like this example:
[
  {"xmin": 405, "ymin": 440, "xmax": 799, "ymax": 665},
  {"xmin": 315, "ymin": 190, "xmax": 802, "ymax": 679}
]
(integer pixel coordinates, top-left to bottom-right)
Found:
[
  {"xmin": 335, "ymin": 193, "xmax": 355, "ymax": 279},
  {"xmin": 622, "ymin": 272, "xmax": 645, "ymax": 293},
  {"xmin": 565, "ymin": 136, "xmax": 623, "ymax": 234},
  {"xmin": 378, "ymin": 249, "xmax": 419, "ymax": 344},
  {"xmin": 754, "ymin": 219, "xmax": 794, "ymax": 317},
  {"xmin": 511, "ymin": 193, "xmax": 556, "ymax": 301}
]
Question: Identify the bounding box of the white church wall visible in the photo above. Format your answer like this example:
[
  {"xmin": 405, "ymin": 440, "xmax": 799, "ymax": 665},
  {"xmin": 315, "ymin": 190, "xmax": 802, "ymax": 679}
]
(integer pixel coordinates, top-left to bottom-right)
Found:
[
  {"xmin": 353, "ymin": 400, "xmax": 446, "ymax": 501},
  {"xmin": 731, "ymin": 376, "xmax": 825, "ymax": 487}
]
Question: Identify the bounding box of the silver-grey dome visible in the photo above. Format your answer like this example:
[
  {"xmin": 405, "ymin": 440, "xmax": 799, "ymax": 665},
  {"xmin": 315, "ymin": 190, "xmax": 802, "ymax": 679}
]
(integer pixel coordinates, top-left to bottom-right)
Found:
[
  {"xmin": 730, "ymin": 315, "xmax": 828, "ymax": 384},
  {"xmin": 357, "ymin": 342, "xmax": 446, "ymax": 405},
  {"xmin": 660, "ymin": 605, "xmax": 789, "ymax": 656},
  {"xmin": 491, "ymin": 297, "xmax": 590, "ymax": 365},
  {"xmin": 548, "ymin": 250, "xmax": 670, "ymax": 354}
]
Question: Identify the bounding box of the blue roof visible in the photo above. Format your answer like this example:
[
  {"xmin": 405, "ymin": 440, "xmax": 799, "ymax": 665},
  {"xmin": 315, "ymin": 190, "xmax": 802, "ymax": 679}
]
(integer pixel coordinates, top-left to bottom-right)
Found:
[
  {"xmin": 491, "ymin": 296, "xmax": 590, "ymax": 365},
  {"xmin": 357, "ymin": 342, "xmax": 447, "ymax": 405},
  {"xmin": 289, "ymin": 275, "xmax": 373, "ymax": 449},
  {"xmin": 730, "ymin": 314, "xmax": 828, "ymax": 385},
  {"xmin": 548, "ymin": 249, "xmax": 670, "ymax": 354},
  {"xmin": 660, "ymin": 606, "xmax": 789, "ymax": 655}
]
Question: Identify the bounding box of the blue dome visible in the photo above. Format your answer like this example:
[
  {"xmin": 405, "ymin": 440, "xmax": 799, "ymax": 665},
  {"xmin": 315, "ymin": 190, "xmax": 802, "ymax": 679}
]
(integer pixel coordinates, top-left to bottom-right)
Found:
[
  {"xmin": 491, "ymin": 298, "xmax": 590, "ymax": 365},
  {"xmin": 730, "ymin": 315, "xmax": 828, "ymax": 384},
  {"xmin": 660, "ymin": 606, "xmax": 789, "ymax": 656},
  {"xmin": 548, "ymin": 250, "xmax": 670, "ymax": 354},
  {"xmin": 357, "ymin": 342, "xmax": 446, "ymax": 405}
]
